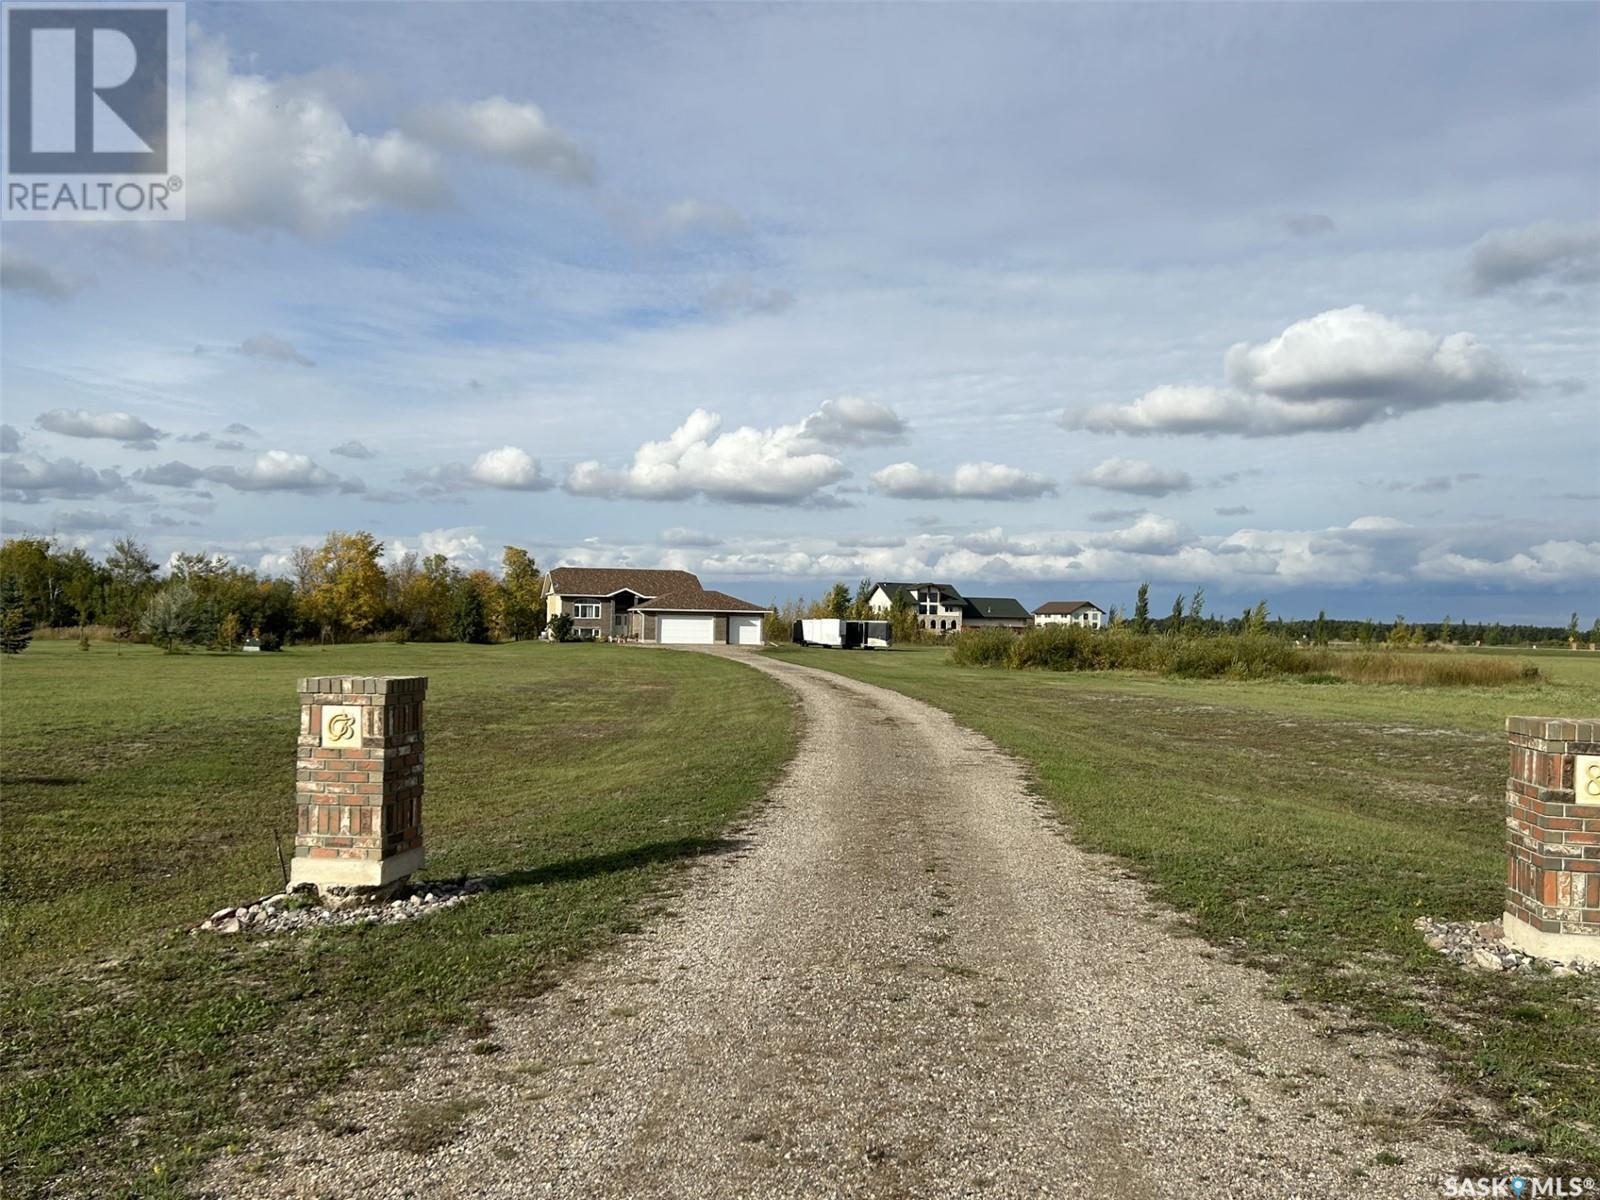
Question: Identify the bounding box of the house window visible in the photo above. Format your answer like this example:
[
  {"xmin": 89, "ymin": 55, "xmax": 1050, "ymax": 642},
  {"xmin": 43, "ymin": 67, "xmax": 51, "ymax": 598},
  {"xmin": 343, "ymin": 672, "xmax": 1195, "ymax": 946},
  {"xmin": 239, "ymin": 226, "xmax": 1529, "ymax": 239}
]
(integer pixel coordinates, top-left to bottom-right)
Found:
[{"xmin": 571, "ymin": 602, "xmax": 601, "ymax": 619}]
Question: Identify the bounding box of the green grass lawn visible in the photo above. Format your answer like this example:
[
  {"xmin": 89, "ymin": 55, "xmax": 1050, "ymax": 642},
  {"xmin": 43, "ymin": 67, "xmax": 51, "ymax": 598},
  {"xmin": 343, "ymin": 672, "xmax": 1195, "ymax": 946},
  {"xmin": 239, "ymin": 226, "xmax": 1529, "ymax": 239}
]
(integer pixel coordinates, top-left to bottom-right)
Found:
[
  {"xmin": 0, "ymin": 640, "xmax": 797, "ymax": 1199},
  {"xmin": 767, "ymin": 643, "xmax": 1600, "ymax": 1171}
]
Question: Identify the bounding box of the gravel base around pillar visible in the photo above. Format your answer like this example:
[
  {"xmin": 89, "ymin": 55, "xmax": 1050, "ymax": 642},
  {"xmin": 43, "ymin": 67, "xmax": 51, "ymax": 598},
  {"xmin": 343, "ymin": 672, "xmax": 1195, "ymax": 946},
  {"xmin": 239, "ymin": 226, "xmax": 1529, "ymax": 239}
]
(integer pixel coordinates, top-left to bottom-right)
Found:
[
  {"xmin": 192, "ymin": 877, "xmax": 489, "ymax": 936},
  {"xmin": 1414, "ymin": 916, "xmax": 1598, "ymax": 977}
]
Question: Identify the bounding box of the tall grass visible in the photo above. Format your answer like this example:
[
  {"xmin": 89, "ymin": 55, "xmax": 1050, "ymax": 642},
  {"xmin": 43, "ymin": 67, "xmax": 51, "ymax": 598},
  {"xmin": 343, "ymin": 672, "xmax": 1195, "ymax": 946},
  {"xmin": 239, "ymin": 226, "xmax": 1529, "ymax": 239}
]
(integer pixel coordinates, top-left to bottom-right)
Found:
[
  {"xmin": 1324, "ymin": 650, "xmax": 1539, "ymax": 687},
  {"xmin": 949, "ymin": 626, "xmax": 1540, "ymax": 687}
]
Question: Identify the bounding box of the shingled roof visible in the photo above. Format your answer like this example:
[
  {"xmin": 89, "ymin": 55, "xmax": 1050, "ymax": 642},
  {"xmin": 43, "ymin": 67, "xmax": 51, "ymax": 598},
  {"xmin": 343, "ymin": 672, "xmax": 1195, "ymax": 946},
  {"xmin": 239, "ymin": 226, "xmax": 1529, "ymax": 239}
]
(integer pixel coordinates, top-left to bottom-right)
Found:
[
  {"xmin": 636, "ymin": 587, "xmax": 770, "ymax": 613},
  {"xmin": 873, "ymin": 581, "xmax": 964, "ymax": 603},
  {"xmin": 963, "ymin": 596, "xmax": 1030, "ymax": 620},
  {"xmin": 1033, "ymin": 600, "xmax": 1103, "ymax": 615},
  {"xmin": 545, "ymin": 567, "xmax": 702, "ymax": 597}
]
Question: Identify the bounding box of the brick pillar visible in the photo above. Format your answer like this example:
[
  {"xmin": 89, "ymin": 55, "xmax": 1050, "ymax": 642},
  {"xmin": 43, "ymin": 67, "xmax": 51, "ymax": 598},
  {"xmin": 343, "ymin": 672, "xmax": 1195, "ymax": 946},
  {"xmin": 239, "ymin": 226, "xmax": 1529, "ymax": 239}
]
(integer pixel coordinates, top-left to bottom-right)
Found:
[
  {"xmin": 1504, "ymin": 716, "xmax": 1600, "ymax": 966},
  {"xmin": 292, "ymin": 675, "xmax": 427, "ymax": 893}
]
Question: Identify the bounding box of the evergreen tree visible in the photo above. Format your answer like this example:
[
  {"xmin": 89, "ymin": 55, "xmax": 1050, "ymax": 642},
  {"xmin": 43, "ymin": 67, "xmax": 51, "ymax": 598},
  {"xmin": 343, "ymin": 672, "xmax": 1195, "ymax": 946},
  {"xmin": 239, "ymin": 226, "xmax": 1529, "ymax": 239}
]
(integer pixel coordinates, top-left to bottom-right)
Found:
[
  {"xmin": 823, "ymin": 581, "xmax": 851, "ymax": 619},
  {"xmin": 851, "ymin": 578, "xmax": 874, "ymax": 620},
  {"xmin": 1439, "ymin": 614, "xmax": 1453, "ymax": 645},
  {"xmin": 449, "ymin": 582, "xmax": 490, "ymax": 644},
  {"xmin": 0, "ymin": 576, "xmax": 33, "ymax": 654},
  {"xmin": 1132, "ymin": 583, "xmax": 1150, "ymax": 634},
  {"xmin": 1312, "ymin": 610, "xmax": 1328, "ymax": 645}
]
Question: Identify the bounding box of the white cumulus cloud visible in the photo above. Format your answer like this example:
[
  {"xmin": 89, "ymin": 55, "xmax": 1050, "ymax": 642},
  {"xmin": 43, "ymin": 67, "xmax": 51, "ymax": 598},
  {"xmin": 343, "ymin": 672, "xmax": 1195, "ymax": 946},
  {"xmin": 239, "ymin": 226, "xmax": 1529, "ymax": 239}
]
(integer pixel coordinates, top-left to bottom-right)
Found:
[
  {"xmin": 187, "ymin": 33, "xmax": 448, "ymax": 236},
  {"xmin": 202, "ymin": 450, "xmax": 358, "ymax": 494},
  {"xmin": 1074, "ymin": 457, "xmax": 1193, "ymax": 497},
  {"xmin": 1064, "ymin": 307, "xmax": 1520, "ymax": 437},
  {"xmin": 871, "ymin": 461, "xmax": 1056, "ymax": 501},
  {"xmin": 796, "ymin": 397, "xmax": 910, "ymax": 450},
  {"xmin": 468, "ymin": 446, "xmax": 552, "ymax": 491},
  {"xmin": 566, "ymin": 408, "xmax": 850, "ymax": 505}
]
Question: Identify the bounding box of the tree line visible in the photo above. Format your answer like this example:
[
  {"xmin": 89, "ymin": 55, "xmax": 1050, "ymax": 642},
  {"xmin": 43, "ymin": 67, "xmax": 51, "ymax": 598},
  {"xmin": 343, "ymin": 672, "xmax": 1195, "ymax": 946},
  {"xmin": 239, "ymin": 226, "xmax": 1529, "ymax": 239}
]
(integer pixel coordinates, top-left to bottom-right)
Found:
[
  {"xmin": 1116, "ymin": 582, "xmax": 1596, "ymax": 648},
  {"xmin": 755, "ymin": 578, "xmax": 1596, "ymax": 650},
  {"xmin": 0, "ymin": 532, "xmax": 548, "ymax": 653}
]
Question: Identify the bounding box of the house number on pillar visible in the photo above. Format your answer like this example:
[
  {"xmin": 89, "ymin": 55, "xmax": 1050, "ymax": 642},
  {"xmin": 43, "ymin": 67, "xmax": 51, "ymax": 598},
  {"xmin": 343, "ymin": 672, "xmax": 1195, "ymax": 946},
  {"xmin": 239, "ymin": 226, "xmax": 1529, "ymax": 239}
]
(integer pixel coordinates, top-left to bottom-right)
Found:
[{"xmin": 1577, "ymin": 756, "xmax": 1600, "ymax": 806}]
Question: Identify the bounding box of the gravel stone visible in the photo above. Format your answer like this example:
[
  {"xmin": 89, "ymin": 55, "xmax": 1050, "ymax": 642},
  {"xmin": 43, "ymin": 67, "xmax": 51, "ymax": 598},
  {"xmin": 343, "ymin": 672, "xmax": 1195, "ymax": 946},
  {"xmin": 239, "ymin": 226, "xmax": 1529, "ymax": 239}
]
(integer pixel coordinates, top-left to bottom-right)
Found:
[
  {"xmin": 199, "ymin": 650, "xmax": 1514, "ymax": 1199},
  {"xmin": 1414, "ymin": 916, "xmax": 1598, "ymax": 976}
]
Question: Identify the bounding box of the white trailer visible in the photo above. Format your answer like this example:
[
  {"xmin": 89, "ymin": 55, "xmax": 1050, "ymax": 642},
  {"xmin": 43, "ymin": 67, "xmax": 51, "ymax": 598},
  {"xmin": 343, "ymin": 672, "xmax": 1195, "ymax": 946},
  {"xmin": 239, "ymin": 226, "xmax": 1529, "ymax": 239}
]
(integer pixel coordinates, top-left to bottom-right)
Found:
[
  {"xmin": 793, "ymin": 619, "xmax": 891, "ymax": 649},
  {"xmin": 796, "ymin": 618, "xmax": 846, "ymax": 647}
]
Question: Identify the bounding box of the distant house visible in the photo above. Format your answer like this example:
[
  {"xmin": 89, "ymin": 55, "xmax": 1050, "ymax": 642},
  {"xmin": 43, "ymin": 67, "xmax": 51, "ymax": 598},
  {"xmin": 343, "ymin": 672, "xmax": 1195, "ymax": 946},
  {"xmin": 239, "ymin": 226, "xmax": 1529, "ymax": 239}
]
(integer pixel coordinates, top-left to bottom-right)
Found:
[
  {"xmin": 962, "ymin": 596, "xmax": 1031, "ymax": 630},
  {"xmin": 867, "ymin": 582, "xmax": 1030, "ymax": 634},
  {"xmin": 542, "ymin": 567, "xmax": 768, "ymax": 645},
  {"xmin": 1032, "ymin": 600, "xmax": 1105, "ymax": 629}
]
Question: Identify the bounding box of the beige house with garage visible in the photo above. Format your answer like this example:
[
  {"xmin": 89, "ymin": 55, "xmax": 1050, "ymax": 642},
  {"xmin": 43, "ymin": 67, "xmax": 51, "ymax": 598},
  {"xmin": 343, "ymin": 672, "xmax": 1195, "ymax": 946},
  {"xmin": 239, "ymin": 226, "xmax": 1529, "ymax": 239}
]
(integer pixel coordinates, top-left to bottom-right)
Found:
[{"xmin": 542, "ymin": 567, "xmax": 769, "ymax": 645}]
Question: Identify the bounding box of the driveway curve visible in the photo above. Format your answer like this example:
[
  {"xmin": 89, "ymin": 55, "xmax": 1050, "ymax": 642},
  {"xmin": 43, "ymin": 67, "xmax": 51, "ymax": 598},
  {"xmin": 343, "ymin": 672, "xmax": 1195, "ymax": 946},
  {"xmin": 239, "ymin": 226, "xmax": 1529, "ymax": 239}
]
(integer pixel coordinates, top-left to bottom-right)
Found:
[{"xmin": 203, "ymin": 648, "xmax": 1491, "ymax": 1199}]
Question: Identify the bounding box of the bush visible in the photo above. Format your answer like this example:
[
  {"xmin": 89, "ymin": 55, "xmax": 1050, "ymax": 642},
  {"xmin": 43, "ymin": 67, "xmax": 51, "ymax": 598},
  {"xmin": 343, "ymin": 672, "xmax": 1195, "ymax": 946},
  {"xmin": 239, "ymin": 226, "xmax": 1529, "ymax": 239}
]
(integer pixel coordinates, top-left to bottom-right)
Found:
[
  {"xmin": 947, "ymin": 627, "xmax": 1542, "ymax": 687},
  {"xmin": 548, "ymin": 614, "xmax": 574, "ymax": 643},
  {"xmin": 949, "ymin": 627, "xmax": 1017, "ymax": 667}
]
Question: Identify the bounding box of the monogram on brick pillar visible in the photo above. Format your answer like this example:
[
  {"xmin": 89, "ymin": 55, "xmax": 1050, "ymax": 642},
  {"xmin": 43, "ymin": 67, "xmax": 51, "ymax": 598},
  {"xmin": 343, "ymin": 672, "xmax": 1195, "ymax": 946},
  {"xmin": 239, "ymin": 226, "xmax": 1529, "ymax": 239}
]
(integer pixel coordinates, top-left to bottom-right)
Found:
[
  {"xmin": 1503, "ymin": 716, "xmax": 1600, "ymax": 967},
  {"xmin": 292, "ymin": 676, "xmax": 427, "ymax": 895}
]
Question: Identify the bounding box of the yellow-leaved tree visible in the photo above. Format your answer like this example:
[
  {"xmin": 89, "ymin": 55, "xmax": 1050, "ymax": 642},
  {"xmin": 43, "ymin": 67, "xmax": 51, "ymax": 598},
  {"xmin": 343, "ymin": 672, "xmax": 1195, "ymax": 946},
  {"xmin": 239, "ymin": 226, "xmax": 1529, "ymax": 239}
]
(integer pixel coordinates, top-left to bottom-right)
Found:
[
  {"xmin": 500, "ymin": 546, "xmax": 543, "ymax": 640},
  {"xmin": 304, "ymin": 531, "xmax": 387, "ymax": 642}
]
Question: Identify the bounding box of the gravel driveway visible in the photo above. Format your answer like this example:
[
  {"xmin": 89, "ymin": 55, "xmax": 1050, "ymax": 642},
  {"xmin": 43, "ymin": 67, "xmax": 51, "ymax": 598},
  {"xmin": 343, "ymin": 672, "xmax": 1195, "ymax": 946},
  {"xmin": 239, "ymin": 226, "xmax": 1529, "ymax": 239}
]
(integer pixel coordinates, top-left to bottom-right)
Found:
[{"xmin": 202, "ymin": 649, "xmax": 1495, "ymax": 1199}]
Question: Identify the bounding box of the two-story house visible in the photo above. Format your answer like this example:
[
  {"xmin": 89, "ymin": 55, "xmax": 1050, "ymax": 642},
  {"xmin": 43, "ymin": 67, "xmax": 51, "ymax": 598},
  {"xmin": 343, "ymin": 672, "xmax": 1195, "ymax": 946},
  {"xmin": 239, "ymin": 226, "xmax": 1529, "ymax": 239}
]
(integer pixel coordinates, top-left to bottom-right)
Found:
[
  {"xmin": 866, "ymin": 583, "xmax": 1031, "ymax": 634},
  {"xmin": 866, "ymin": 582, "xmax": 968, "ymax": 633},
  {"xmin": 1032, "ymin": 600, "xmax": 1105, "ymax": 629}
]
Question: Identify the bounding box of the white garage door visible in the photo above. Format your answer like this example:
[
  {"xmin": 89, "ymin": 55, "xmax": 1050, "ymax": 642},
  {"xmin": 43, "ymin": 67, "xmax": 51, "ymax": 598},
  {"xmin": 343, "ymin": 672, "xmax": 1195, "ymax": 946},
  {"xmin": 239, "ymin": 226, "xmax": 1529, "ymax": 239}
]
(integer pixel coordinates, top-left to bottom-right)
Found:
[
  {"xmin": 658, "ymin": 614, "xmax": 716, "ymax": 644},
  {"xmin": 729, "ymin": 616, "xmax": 763, "ymax": 646}
]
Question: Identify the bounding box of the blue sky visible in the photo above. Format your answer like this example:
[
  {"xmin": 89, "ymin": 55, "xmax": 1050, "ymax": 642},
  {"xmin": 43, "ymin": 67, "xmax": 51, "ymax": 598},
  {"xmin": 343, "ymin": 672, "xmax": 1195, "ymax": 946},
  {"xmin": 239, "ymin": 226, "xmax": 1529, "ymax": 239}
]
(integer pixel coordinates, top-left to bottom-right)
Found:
[{"xmin": 2, "ymin": 2, "xmax": 1597, "ymax": 622}]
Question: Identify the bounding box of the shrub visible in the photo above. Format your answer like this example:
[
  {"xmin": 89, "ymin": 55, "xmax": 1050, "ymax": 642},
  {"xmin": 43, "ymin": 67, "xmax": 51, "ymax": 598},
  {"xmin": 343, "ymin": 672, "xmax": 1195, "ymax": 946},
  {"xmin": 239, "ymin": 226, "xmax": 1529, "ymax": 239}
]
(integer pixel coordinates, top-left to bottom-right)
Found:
[
  {"xmin": 949, "ymin": 627, "xmax": 1016, "ymax": 667},
  {"xmin": 548, "ymin": 613, "xmax": 574, "ymax": 643},
  {"xmin": 946, "ymin": 627, "xmax": 1542, "ymax": 688}
]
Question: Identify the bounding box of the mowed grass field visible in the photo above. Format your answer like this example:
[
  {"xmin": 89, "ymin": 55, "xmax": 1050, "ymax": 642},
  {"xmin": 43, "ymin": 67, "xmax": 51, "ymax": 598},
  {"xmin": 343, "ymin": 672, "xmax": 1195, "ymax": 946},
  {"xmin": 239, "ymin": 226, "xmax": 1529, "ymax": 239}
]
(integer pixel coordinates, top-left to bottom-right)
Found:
[
  {"xmin": 0, "ymin": 640, "xmax": 797, "ymax": 1199},
  {"xmin": 768, "ymin": 643, "xmax": 1600, "ymax": 1171}
]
